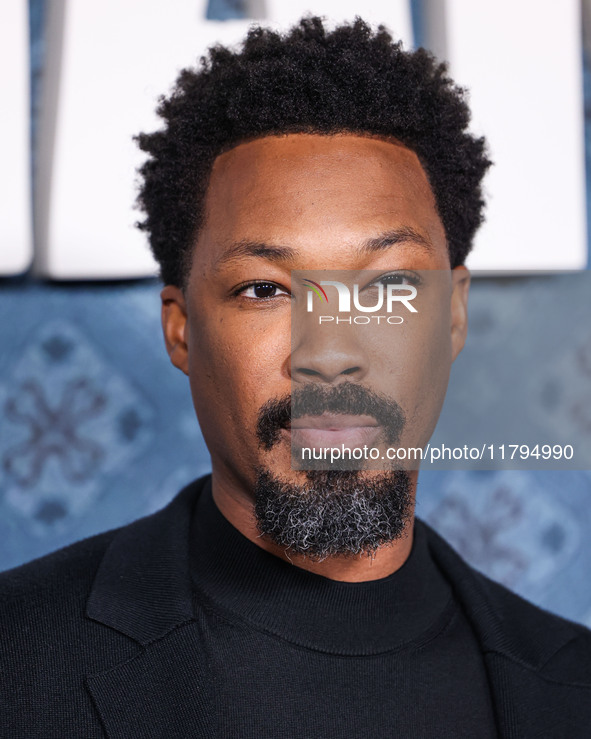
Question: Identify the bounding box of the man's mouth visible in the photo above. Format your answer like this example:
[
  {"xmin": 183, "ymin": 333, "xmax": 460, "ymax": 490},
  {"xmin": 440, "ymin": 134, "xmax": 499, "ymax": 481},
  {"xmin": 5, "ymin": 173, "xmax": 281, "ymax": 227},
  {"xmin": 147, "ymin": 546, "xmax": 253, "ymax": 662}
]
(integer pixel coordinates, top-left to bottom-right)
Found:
[{"xmin": 286, "ymin": 413, "xmax": 383, "ymax": 448}]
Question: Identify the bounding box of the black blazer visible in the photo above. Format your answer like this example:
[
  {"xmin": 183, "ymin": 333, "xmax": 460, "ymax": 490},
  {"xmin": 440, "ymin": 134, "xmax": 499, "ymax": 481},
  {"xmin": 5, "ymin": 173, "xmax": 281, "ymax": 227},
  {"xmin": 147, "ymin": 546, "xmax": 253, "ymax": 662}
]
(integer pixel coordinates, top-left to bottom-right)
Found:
[{"xmin": 1, "ymin": 474, "xmax": 591, "ymax": 738}]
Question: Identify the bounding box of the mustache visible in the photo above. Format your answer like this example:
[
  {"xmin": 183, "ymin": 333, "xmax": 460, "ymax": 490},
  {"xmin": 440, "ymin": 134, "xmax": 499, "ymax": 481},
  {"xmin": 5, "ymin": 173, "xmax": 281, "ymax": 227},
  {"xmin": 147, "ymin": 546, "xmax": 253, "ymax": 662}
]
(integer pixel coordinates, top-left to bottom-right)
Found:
[{"xmin": 256, "ymin": 382, "xmax": 406, "ymax": 450}]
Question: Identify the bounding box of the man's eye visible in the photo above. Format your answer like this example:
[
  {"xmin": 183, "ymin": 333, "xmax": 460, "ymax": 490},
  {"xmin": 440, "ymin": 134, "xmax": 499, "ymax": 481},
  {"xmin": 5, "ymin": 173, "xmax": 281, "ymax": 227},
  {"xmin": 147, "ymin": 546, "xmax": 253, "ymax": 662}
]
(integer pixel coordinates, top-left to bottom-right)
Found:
[
  {"xmin": 239, "ymin": 282, "xmax": 288, "ymax": 299},
  {"xmin": 374, "ymin": 271, "xmax": 421, "ymax": 288}
]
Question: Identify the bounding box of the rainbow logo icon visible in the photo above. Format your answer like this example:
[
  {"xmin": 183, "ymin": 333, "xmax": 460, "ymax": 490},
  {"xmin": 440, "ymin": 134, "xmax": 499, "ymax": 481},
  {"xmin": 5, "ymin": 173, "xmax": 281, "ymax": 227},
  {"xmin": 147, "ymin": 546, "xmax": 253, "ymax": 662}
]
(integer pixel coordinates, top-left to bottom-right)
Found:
[{"xmin": 302, "ymin": 278, "xmax": 329, "ymax": 303}]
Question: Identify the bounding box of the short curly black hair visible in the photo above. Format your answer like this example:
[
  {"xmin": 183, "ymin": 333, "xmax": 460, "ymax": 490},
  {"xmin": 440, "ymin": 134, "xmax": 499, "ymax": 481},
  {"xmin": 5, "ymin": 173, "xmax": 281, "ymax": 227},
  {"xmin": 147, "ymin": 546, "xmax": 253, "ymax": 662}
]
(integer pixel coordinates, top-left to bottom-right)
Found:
[{"xmin": 135, "ymin": 16, "xmax": 491, "ymax": 288}]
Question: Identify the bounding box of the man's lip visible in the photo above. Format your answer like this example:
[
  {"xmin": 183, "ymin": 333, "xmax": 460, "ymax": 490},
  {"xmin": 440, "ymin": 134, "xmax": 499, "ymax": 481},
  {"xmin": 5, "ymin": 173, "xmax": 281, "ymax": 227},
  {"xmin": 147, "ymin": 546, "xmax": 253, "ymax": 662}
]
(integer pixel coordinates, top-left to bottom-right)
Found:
[
  {"xmin": 286, "ymin": 414, "xmax": 383, "ymax": 449},
  {"xmin": 287, "ymin": 424, "xmax": 383, "ymax": 449},
  {"xmin": 289, "ymin": 413, "xmax": 379, "ymax": 430}
]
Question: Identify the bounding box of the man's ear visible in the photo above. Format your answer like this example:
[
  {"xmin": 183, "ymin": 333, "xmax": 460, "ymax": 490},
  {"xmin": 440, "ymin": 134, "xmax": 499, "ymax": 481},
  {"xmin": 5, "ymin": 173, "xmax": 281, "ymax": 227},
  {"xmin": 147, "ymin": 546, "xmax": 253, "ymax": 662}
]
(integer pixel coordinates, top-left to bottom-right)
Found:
[
  {"xmin": 450, "ymin": 265, "xmax": 470, "ymax": 362},
  {"xmin": 161, "ymin": 285, "xmax": 189, "ymax": 376}
]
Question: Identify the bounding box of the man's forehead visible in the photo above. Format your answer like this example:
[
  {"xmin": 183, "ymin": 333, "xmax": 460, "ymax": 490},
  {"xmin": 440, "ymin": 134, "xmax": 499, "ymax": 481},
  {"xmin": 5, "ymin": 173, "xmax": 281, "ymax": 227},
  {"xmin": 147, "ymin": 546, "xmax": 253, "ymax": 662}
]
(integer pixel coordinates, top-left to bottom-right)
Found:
[
  {"xmin": 204, "ymin": 133, "xmax": 439, "ymax": 219},
  {"xmin": 195, "ymin": 132, "xmax": 448, "ymax": 270}
]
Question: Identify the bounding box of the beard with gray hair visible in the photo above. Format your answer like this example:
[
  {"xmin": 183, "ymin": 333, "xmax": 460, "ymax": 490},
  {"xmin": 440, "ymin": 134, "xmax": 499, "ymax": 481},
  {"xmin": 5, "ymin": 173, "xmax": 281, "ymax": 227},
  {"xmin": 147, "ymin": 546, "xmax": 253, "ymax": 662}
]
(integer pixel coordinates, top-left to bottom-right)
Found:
[
  {"xmin": 253, "ymin": 468, "xmax": 413, "ymax": 561},
  {"xmin": 254, "ymin": 382, "xmax": 414, "ymax": 561}
]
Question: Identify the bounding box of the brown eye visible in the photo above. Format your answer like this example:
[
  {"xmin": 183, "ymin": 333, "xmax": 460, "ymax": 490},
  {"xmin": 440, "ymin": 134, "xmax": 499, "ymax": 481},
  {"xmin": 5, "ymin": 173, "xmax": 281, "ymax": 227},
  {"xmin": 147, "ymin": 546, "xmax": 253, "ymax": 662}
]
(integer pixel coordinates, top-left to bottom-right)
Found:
[
  {"xmin": 240, "ymin": 282, "xmax": 289, "ymax": 300},
  {"xmin": 252, "ymin": 283, "xmax": 277, "ymax": 298}
]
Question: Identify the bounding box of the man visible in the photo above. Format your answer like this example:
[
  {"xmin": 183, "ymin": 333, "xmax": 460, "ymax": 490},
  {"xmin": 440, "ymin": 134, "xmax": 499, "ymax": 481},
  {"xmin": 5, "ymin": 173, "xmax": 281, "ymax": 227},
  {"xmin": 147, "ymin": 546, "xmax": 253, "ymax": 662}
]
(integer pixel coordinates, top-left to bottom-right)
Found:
[{"xmin": 2, "ymin": 16, "xmax": 591, "ymax": 739}]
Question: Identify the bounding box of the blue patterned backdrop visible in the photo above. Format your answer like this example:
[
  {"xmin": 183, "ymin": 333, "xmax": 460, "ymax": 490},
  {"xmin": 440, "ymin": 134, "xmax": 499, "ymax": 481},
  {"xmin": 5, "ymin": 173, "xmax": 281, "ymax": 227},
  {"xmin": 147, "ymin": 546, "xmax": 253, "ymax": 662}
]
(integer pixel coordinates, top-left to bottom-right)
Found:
[{"xmin": 1, "ymin": 1, "xmax": 590, "ymax": 630}]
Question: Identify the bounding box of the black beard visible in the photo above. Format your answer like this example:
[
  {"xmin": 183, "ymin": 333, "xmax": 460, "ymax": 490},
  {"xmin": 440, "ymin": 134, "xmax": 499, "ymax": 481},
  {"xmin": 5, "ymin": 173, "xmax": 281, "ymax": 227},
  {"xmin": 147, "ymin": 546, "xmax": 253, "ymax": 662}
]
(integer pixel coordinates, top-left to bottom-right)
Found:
[{"xmin": 253, "ymin": 468, "xmax": 413, "ymax": 562}]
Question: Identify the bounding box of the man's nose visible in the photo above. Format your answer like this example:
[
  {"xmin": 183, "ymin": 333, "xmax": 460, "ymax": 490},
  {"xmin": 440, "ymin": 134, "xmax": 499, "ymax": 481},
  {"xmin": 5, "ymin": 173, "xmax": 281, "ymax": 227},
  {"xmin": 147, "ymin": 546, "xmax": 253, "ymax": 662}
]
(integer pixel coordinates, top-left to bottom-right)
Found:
[{"xmin": 289, "ymin": 328, "xmax": 369, "ymax": 384}]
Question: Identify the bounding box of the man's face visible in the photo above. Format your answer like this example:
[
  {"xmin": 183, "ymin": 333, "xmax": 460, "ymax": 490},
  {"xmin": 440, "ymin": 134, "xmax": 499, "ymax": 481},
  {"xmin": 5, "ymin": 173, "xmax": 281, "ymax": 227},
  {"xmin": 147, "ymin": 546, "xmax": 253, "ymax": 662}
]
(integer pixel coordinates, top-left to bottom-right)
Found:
[{"xmin": 162, "ymin": 133, "xmax": 469, "ymax": 552}]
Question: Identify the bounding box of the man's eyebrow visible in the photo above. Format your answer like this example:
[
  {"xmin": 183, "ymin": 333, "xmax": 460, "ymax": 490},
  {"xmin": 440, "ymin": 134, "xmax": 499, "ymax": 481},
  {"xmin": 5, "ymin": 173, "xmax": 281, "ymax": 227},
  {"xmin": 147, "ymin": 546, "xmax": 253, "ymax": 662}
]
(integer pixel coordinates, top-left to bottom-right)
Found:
[
  {"xmin": 214, "ymin": 227, "xmax": 434, "ymax": 269},
  {"xmin": 359, "ymin": 227, "xmax": 435, "ymax": 254},
  {"xmin": 214, "ymin": 240, "xmax": 299, "ymax": 270}
]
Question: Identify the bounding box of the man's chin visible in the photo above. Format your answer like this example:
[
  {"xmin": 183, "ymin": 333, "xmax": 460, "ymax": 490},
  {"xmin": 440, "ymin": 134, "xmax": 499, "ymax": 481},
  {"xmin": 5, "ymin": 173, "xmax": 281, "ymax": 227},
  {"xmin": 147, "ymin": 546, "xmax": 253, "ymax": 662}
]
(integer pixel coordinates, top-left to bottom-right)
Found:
[{"xmin": 251, "ymin": 466, "xmax": 414, "ymax": 561}]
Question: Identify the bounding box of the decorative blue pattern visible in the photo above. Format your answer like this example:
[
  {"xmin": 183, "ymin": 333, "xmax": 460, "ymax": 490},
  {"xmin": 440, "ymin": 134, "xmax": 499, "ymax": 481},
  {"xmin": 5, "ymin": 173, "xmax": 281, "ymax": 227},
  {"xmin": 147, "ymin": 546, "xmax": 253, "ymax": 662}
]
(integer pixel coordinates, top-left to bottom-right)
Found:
[
  {"xmin": 418, "ymin": 469, "xmax": 591, "ymax": 627},
  {"xmin": 1, "ymin": 319, "xmax": 154, "ymax": 530},
  {"xmin": 0, "ymin": 283, "xmax": 210, "ymax": 569}
]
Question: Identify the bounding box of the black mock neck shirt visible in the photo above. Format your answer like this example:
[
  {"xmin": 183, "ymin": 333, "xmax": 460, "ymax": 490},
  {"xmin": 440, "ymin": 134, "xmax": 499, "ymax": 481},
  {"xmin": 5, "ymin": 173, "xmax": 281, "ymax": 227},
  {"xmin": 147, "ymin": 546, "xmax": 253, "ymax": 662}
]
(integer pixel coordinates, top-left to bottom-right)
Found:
[{"xmin": 189, "ymin": 479, "xmax": 498, "ymax": 738}]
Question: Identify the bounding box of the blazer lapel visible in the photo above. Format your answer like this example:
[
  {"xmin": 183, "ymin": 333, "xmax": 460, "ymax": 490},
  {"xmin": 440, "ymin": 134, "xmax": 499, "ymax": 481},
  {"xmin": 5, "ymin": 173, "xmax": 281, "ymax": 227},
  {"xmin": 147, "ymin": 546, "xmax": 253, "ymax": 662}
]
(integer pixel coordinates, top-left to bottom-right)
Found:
[
  {"xmin": 84, "ymin": 478, "xmax": 216, "ymax": 738},
  {"xmin": 421, "ymin": 518, "xmax": 591, "ymax": 738},
  {"xmin": 85, "ymin": 621, "xmax": 216, "ymax": 739},
  {"xmin": 482, "ymin": 650, "xmax": 590, "ymax": 739}
]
